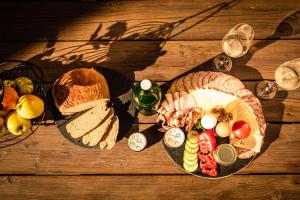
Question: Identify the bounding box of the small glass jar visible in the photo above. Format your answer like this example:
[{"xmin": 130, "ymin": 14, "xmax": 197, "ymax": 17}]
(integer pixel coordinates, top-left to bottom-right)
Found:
[
  {"xmin": 128, "ymin": 132, "xmax": 147, "ymax": 152},
  {"xmin": 214, "ymin": 144, "xmax": 237, "ymax": 166},
  {"xmin": 164, "ymin": 128, "xmax": 185, "ymax": 148}
]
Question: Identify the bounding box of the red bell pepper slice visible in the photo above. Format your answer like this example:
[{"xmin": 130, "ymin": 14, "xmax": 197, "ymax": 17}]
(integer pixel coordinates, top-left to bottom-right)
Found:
[{"xmin": 197, "ymin": 130, "xmax": 218, "ymax": 177}]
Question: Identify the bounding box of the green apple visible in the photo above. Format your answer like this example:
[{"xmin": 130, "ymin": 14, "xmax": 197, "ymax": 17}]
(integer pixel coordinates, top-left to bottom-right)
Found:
[
  {"xmin": 6, "ymin": 111, "xmax": 31, "ymax": 136},
  {"xmin": 16, "ymin": 94, "xmax": 45, "ymax": 119}
]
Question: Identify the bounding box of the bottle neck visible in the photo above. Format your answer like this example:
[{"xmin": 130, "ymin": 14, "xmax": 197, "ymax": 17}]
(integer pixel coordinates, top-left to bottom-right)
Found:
[{"xmin": 140, "ymin": 88, "xmax": 152, "ymax": 96}]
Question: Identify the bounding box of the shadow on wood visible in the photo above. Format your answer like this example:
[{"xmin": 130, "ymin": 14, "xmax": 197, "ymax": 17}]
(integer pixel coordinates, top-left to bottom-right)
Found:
[{"xmin": 21, "ymin": 0, "xmax": 241, "ymax": 147}]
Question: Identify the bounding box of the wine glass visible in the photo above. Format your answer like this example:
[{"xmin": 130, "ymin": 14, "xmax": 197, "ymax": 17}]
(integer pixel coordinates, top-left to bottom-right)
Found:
[
  {"xmin": 256, "ymin": 58, "xmax": 300, "ymax": 100},
  {"xmin": 213, "ymin": 23, "xmax": 255, "ymax": 72}
]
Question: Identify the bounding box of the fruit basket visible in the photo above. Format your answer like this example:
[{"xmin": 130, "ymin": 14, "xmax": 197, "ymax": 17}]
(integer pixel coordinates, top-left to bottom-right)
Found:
[
  {"xmin": 157, "ymin": 71, "xmax": 266, "ymax": 178},
  {"xmin": 0, "ymin": 60, "xmax": 46, "ymax": 148}
]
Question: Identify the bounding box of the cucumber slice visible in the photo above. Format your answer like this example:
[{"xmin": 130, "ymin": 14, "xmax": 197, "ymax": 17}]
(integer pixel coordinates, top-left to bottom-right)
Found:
[
  {"xmin": 183, "ymin": 155, "xmax": 198, "ymax": 166},
  {"xmin": 185, "ymin": 143, "xmax": 199, "ymax": 154},
  {"xmin": 187, "ymin": 130, "xmax": 198, "ymax": 144},
  {"xmin": 183, "ymin": 151, "xmax": 198, "ymax": 161},
  {"xmin": 183, "ymin": 162, "xmax": 198, "ymax": 172},
  {"xmin": 185, "ymin": 139, "xmax": 199, "ymax": 149}
]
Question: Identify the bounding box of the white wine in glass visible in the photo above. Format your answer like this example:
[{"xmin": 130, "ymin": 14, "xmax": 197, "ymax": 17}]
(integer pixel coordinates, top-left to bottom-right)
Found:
[
  {"xmin": 256, "ymin": 58, "xmax": 300, "ymax": 100},
  {"xmin": 213, "ymin": 23, "xmax": 254, "ymax": 72}
]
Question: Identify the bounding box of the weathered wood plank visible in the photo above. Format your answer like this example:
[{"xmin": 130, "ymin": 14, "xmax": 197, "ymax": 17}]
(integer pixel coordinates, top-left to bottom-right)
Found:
[
  {"xmin": 0, "ymin": 124, "xmax": 299, "ymax": 174},
  {"xmin": 0, "ymin": 0, "xmax": 300, "ymax": 42},
  {"xmin": 1, "ymin": 40, "xmax": 300, "ymax": 82},
  {"xmin": 0, "ymin": 175, "xmax": 299, "ymax": 200}
]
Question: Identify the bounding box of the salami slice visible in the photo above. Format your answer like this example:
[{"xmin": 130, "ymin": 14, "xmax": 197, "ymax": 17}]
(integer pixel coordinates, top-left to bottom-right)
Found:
[
  {"xmin": 169, "ymin": 78, "xmax": 178, "ymax": 93},
  {"xmin": 197, "ymin": 71, "xmax": 209, "ymax": 88},
  {"xmin": 183, "ymin": 73, "xmax": 194, "ymax": 92},
  {"xmin": 192, "ymin": 72, "xmax": 200, "ymax": 89},
  {"xmin": 176, "ymin": 77, "xmax": 185, "ymax": 92}
]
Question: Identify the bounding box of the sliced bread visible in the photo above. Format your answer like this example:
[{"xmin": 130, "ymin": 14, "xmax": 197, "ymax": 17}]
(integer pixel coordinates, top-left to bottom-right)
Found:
[
  {"xmin": 66, "ymin": 102, "xmax": 109, "ymax": 139},
  {"xmin": 99, "ymin": 115, "xmax": 119, "ymax": 149},
  {"xmin": 82, "ymin": 108, "xmax": 114, "ymax": 146},
  {"xmin": 104, "ymin": 115, "xmax": 119, "ymax": 149}
]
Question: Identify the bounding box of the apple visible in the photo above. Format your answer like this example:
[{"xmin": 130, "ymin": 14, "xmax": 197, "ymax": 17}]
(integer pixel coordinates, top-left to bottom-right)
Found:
[
  {"xmin": 6, "ymin": 111, "xmax": 31, "ymax": 136},
  {"xmin": 232, "ymin": 120, "xmax": 251, "ymax": 139},
  {"xmin": 16, "ymin": 94, "xmax": 44, "ymax": 119}
]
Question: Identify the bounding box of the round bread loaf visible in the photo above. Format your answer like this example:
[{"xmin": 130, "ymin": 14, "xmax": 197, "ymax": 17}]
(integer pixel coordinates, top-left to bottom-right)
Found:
[{"xmin": 52, "ymin": 68, "xmax": 110, "ymax": 115}]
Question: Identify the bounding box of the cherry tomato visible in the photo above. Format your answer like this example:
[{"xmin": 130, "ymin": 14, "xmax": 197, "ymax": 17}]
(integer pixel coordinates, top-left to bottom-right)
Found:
[{"xmin": 232, "ymin": 120, "xmax": 251, "ymax": 139}]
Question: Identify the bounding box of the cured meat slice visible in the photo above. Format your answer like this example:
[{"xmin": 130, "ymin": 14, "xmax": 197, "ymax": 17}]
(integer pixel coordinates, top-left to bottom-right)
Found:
[
  {"xmin": 161, "ymin": 100, "xmax": 171, "ymax": 112},
  {"xmin": 202, "ymin": 72, "xmax": 212, "ymax": 88},
  {"xmin": 176, "ymin": 77, "xmax": 185, "ymax": 92},
  {"xmin": 209, "ymin": 74, "xmax": 228, "ymax": 92},
  {"xmin": 209, "ymin": 72, "xmax": 223, "ymax": 82},
  {"xmin": 173, "ymin": 92, "xmax": 181, "ymax": 111},
  {"xmin": 179, "ymin": 91, "xmax": 188, "ymax": 111},
  {"xmin": 192, "ymin": 72, "xmax": 200, "ymax": 89},
  {"xmin": 234, "ymin": 88, "xmax": 253, "ymax": 98},
  {"xmin": 235, "ymin": 147, "xmax": 256, "ymax": 159},
  {"xmin": 185, "ymin": 93, "xmax": 197, "ymax": 110},
  {"xmin": 169, "ymin": 78, "xmax": 178, "ymax": 93},
  {"xmin": 197, "ymin": 71, "xmax": 209, "ymax": 88},
  {"xmin": 165, "ymin": 93, "xmax": 175, "ymax": 112},
  {"xmin": 183, "ymin": 73, "xmax": 194, "ymax": 92},
  {"xmin": 225, "ymin": 78, "xmax": 244, "ymax": 94}
]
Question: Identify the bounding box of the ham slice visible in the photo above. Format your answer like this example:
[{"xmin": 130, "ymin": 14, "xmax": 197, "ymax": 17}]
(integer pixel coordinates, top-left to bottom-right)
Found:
[
  {"xmin": 165, "ymin": 93, "xmax": 175, "ymax": 112},
  {"xmin": 179, "ymin": 91, "xmax": 187, "ymax": 111},
  {"xmin": 161, "ymin": 100, "xmax": 171, "ymax": 112},
  {"xmin": 173, "ymin": 92, "xmax": 180, "ymax": 111}
]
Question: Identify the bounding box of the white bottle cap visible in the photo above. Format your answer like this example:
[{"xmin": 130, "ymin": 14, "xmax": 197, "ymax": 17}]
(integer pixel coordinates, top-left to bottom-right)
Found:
[{"xmin": 140, "ymin": 79, "xmax": 152, "ymax": 90}]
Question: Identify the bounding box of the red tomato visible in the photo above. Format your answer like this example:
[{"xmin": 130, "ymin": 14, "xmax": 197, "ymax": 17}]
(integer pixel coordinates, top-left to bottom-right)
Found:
[{"xmin": 232, "ymin": 120, "xmax": 251, "ymax": 139}]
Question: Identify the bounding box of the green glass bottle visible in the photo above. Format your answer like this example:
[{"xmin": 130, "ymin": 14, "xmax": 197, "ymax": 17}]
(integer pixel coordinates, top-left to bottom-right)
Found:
[{"xmin": 132, "ymin": 79, "xmax": 162, "ymax": 116}]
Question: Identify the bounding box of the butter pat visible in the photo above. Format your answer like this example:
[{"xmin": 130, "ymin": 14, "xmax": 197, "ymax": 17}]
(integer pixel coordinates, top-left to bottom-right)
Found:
[{"xmin": 231, "ymin": 133, "xmax": 264, "ymax": 153}]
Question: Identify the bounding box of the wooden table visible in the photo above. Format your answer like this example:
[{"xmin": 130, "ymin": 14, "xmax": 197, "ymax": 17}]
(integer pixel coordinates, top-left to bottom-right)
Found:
[{"xmin": 0, "ymin": 1, "xmax": 300, "ymax": 199}]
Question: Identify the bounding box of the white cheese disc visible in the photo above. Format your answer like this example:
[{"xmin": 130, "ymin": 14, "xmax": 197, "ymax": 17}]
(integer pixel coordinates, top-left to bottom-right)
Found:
[{"xmin": 201, "ymin": 114, "xmax": 217, "ymax": 129}]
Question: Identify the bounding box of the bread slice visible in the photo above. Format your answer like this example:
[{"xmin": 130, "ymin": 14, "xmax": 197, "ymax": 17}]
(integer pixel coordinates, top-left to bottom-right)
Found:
[
  {"xmin": 99, "ymin": 115, "xmax": 119, "ymax": 149},
  {"xmin": 66, "ymin": 102, "xmax": 109, "ymax": 139},
  {"xmin": 105, "ymin": 116, "xmax": 119, "ymax": 149},
  {"xmin": 52, "ymin": 68, "xmax": 110, "ymax": 116},
  {"xmin": 82, "ymin": 108, "xmax": 114, "ymax": 146}
]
